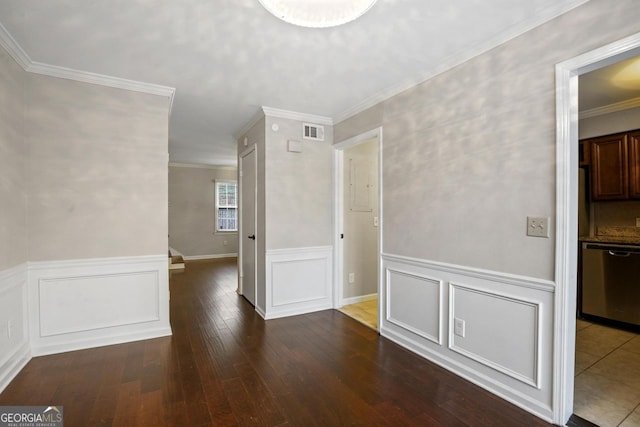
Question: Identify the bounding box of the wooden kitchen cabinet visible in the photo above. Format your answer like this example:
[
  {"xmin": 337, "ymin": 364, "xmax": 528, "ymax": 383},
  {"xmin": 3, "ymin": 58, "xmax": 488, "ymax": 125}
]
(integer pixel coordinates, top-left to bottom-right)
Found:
[
  {"xmin": 579, "ymin": 140, "xmax": 590, "ymax": 166},
  {"xmin": 630, "ymin": 131, "xmax": 640, "ymax": 199},
  {"xmin": 590, "ymin": 133, "xmax": 628, "ymax": 201}
]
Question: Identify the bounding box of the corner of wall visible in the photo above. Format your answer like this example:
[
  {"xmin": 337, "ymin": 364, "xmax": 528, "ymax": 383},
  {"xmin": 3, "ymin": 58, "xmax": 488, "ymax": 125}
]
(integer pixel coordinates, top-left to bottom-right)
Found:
[{"xmin": 0, "ymin": 263, "xmax": 31, "ymax": 394}]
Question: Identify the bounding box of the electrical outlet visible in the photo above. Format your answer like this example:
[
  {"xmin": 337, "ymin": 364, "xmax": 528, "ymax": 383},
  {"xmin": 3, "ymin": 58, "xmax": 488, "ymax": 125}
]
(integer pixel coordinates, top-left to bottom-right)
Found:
[
  {"xmin": 348, "ymin": 273, "xmax": 355, "ymax": 284},
  {"xmin": 527, "ymin": 216, "xmax": 549, "ymax": 238},
  {"xmin": 373, "ymin": 216, "xmax": 379, "ymax": 227},
  {"xmin": 223, "ymin": 240, "xmax": 228, "ymax": 246},
  {"xmin": 454, "ymin": 318, "xmax": 465, "ymax": 338}
]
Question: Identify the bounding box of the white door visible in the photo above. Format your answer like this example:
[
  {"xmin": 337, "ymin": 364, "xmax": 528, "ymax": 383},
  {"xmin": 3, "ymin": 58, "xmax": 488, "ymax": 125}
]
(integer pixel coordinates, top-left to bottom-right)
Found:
[{"xmin": 240, "ymin": 146, "xmax": 257, "ymax": 306}]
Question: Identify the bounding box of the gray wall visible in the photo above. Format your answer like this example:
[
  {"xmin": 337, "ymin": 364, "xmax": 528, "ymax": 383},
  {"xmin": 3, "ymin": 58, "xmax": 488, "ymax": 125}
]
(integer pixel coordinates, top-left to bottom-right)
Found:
[
  {"xmin": 343, "ymin": 139, "xmax": 378, "ymax": 299},
  {"xmin": 265, "ymin": 116, "xmax": 333, "ymax": 250},
  {"xmin": 335, "ymin": 0, "xmax": 640, "ymax": 281},
  {"xmin": 25, "ymin": 74, "xmax": 169, "ymax": 261},
  {"xmin": 169, "ymin": 165, "xmax": 239, "ymax": 256},
  {"xmin": 0, "ymin": 44, "xmax": 26, "ymax": 271}
]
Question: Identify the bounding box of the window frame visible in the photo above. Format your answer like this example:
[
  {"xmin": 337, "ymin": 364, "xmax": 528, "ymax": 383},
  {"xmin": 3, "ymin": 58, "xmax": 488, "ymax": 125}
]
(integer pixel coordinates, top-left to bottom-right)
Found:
[{"xmin": 214, "ymin": 180, "xmax": 238, "ymax": 233}]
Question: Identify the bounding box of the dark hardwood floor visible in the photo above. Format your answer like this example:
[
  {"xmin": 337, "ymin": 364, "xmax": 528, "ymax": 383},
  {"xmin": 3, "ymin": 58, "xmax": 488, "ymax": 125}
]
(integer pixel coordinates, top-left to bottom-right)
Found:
[{"xmin": 0, "ymin": 258, "xmax": 556, "ymax": 426}]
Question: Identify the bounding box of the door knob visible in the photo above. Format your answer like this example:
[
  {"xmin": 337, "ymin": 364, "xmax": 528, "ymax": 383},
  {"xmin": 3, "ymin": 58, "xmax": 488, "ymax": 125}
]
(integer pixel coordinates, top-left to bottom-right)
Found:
[{"xmin": 248, "ymin": 234, "xmax": 256, "ymax": 240}]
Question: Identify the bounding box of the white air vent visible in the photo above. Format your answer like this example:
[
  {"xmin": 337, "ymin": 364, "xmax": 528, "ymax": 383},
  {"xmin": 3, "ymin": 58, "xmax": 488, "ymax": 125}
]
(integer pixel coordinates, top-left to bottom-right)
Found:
[{"xmin": 303, "ymin": 123, "xmax": 325, "ymax": 141}]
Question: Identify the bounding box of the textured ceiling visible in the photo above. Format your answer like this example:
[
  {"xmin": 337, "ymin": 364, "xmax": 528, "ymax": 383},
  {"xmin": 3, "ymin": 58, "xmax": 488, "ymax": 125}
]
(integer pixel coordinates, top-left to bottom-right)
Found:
[{"xmin": 0, "ymin": 0, "xmax": 589, "ymax": 166}]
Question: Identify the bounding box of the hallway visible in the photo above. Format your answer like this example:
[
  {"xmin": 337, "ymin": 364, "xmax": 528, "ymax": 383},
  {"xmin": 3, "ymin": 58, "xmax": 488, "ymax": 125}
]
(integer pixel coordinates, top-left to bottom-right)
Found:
[{"xmin": 0, "ymin": 259, "xmax": 554, "ymax": 426}]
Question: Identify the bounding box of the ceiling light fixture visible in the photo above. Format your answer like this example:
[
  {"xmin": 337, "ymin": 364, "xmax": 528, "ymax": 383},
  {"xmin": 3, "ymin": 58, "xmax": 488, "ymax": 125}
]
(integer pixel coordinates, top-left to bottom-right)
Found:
[{"xmin": 257, "ymin": 0, "xmax": 377, "ymax": 28}]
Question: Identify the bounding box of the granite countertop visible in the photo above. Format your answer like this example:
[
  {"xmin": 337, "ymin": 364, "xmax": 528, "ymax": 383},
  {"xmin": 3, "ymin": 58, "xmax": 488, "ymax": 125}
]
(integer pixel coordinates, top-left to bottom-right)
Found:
[
  {"xmin": 580, "ymin": 225, "xmax": 640, "ymax": 245},
  {"xmin": 579, "ymin": 235, "xmax": 640, "ymax": 245}
]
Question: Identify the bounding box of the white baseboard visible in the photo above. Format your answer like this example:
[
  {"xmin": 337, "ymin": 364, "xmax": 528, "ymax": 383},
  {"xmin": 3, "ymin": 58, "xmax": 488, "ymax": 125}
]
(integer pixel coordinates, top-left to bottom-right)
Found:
[
  {"xmin": 0, "ymin": 342, "xmax": 30, "ymax": 394},
  {"xmin": 183, "ymin": 253, "xmax": 238, "ymax": 260},
  {"xmin": 255, "ymin": 306, "xmax": 267, "ymax": 320},
  {"xmin": 31, "ymin": 326, "xmax": 172, "ymax": 357},
  {"xmin": 341, "ymin": 293, "xmax": 377, "ymax": 307},
  {"xmin": 265, "ymin": 246, "xmax": 333, "ymax": 320},
  {"xmin": 28, "ymin": 255, "xmax": 172, "ymax": 357},
  {"xmin": 0, "ymin": 263, "xmax": 30, "ymax": 394}
]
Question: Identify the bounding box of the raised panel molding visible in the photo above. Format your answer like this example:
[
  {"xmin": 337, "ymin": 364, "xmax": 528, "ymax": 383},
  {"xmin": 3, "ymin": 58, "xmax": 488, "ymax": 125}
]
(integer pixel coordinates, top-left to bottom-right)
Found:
[
  {"xmin": 380, "ymin": 253, "xmax": 554, "ymax": 422},
  {"xmin": 385, "ymin": 268, "xmax": 443, "ymax": 345},
  {"xmin": 265, "ymin": 246, "xmax": 333, "ymax": 320},
  {"xmin": 449, "ymin": 283, "xmax": 541, "ymax": 389},
  {"xmin": 28, "ymin": 255, "xmax": 172, "ymax": 356},
  {"xmin": 38, "ymin": 271, "xmax": 160, "ymax": 337}
]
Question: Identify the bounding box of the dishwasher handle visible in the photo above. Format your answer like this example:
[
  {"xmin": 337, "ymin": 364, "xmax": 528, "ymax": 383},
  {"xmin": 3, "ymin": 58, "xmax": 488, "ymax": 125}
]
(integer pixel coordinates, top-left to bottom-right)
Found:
[{"xmin": 609, "ymin": 250, "xmax": 631, "ymax": 257}]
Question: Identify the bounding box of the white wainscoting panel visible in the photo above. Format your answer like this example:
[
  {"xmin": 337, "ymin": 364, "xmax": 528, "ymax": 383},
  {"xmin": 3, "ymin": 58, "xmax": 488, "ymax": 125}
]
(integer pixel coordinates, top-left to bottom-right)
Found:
[
  {"xmin": 39, "ymin": 272, "xmax": 159, "ymax": 337},
  {"xmin": 449, "ymin": 283, "xmax": 541, "ymax": 388},
  {"xmin": 265, "ymin": 246, "xmax": 333, "ymax": 319},
  {"xmin": 386, "ymin": 268, "xmax": 442, "ymax": 345},
  {"xmin": 0, "ymin": 263, "xmax": 30, "ymax": 393},
  {"xmin": 381, "ymin": 253, "xmax": 555, "ymax": 422},
  {"xmin": 28, "ymin": 255, "xmax": 171, "ymax": 356}
]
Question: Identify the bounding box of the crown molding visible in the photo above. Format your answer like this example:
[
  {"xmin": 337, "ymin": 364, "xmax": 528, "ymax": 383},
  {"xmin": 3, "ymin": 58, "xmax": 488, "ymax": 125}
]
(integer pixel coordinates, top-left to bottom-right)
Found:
[
  {"xmin": 0, "ymin": 22, "xmax": 175, "ymax": 114},
  {"xmin": 333, "ymin": 0, "xmax": 589, "ymax": 125},
  {"xmin": 262, "ymin": 106, "xmax": 333, "ymax": 125},
  {"xmin": 233, "ymin": 106, "xmax": 334, "ymax": 141},
  {"xmin": 26, "ymin": 61, "xmax": 175, "ymax": 113},
  {"xmin": 0, "ymin": 22, "xmax": 30, "ymax": 69},
  {"xmin": 579, "ymin": 96, "xmax": 640, "ymax": 119},
  {"xmin": 233, "ymin": 108, "xmax": 266, "ymax": 141}
]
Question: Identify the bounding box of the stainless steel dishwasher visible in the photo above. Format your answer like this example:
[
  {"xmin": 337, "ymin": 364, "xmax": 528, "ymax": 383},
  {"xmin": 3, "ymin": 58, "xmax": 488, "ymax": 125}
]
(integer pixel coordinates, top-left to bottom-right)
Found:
[{"xmin": 582, "ymin": 242, "xmax": 640, "ymax": 327}]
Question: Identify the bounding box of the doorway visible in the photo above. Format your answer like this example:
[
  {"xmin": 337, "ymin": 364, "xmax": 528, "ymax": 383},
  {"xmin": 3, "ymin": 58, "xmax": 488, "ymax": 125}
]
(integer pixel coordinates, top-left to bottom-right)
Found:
[
  {"xmin": 333, "ymin": 128, "xmax": 382, "ymax": 330},
  {"xmin": 239, "ymin": 145, "xmax": 257, "ymax": 306},
  {"xmin": 555, "ymin": 32, "xmax": 640, "ymax": 425}
]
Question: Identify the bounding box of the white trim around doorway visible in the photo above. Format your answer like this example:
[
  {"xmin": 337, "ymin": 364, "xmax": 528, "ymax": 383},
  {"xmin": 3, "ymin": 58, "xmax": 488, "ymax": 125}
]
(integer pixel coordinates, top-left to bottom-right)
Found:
[
  {"xmin": 554, "ymin": 31, "xmax": 640, "ymax": 425},
  {"xmin": 332, "ymin": 127, "xmax": 383, "ymax": 330}
]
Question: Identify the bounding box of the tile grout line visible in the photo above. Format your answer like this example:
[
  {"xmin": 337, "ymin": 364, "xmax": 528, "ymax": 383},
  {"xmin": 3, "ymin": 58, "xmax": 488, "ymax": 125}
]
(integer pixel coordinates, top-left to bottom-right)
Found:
[
  {"xmin": 574, "ymin": 323, "xmax": 640, "ymax": 426},
  {"xmin": 617, "ymin": 401, "xmax": 640, "ymax": 426}
]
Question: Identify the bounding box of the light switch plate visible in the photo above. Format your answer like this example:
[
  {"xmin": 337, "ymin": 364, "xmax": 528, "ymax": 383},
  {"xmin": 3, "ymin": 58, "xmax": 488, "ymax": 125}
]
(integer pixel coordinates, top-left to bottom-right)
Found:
[{"xmin": 527, "ymin": 216, "xmax": 549, "ymax": 238}]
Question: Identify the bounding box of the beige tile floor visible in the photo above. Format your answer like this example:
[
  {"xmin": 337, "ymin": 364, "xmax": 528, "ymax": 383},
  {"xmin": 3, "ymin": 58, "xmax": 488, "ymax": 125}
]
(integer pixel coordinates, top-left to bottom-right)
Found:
[
  {"xmin": 575, "ymin": 319, "xmax": 640, "ymax": 427},
  {"xmin": 338, "ymin": 298, "xmax": 378, "ymax": 330}
]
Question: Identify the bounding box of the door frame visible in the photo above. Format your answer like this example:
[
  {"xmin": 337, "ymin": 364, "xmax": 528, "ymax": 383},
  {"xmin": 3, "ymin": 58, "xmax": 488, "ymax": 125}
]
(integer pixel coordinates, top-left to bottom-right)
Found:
[
  {"xmin": 554, "ymin": 31, "xmax": 640, "ymax": 424},
  {"xmin": 333, "ymin": 127, "xmax": 383, "ymax": 325},
  {"xmin": 238, "ymin": 144, "xmax": 258, "ymax": 301}
]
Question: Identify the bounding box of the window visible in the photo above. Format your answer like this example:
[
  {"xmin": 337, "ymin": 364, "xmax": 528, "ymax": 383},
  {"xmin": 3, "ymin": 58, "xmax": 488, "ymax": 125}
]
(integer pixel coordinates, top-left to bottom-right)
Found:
[{"xmin": 215, "ymin": 181, "xmax": 238, "ymax": 232}]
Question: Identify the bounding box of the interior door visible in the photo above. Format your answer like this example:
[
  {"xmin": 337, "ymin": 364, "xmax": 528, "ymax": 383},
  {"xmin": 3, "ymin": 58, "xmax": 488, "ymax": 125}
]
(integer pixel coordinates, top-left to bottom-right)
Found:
[{"xmin": 240, "ymin": 146, "xmax": 257, "ymax": 306}]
